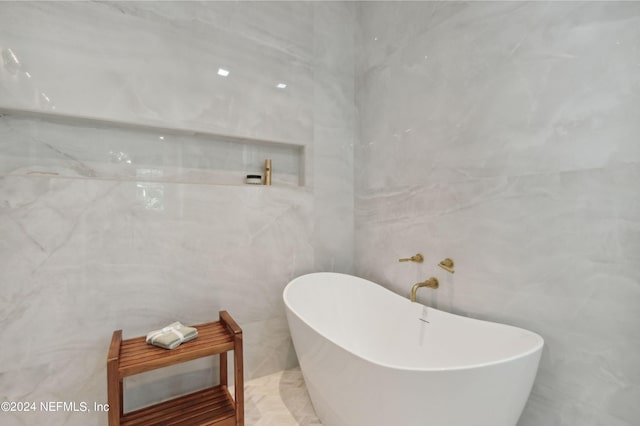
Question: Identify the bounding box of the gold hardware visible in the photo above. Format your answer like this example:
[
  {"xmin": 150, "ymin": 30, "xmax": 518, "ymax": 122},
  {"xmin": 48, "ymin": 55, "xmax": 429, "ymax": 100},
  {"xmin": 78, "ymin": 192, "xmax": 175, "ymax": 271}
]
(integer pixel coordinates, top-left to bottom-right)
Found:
[
  {"xmin": 410, "ymin": 277, "xmax": 439, "ymax": 302},
  {"xmin": 264, "ymin": 159, "xmax": 272, "ymax": 186},
  {"xmin": 438, "ymin": 258, "xmax": 455, "ymax": 274},
  {"xmin": 399, "ymin": 253, "xmax": 424, "ymax": 263}
]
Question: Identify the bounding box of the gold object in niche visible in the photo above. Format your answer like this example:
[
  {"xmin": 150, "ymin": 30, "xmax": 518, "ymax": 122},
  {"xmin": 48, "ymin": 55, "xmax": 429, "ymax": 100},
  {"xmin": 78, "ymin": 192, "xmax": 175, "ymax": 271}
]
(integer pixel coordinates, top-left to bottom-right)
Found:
[
  {"xmin": 438, "ymin": 258, "xmax": 455, "ymax": 273},
  {"xmin": 398, "ymin": 253, "xmax": 424, "ymax": 263},
  {"xmin": 264, "ymin": 159, "xmax": 272, "ymax": 185},
  {"xmin": 411, "ymin": 277, "xmax": 439, "ymax": 302}
]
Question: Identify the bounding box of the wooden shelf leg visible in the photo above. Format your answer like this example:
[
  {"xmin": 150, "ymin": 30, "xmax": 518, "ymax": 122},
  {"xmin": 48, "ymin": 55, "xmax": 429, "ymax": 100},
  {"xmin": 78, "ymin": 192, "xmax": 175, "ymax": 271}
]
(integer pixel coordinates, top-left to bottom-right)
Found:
[
  {"xmin": 219, "ymin": 310, "xmax": 244, "ymax": 426},
  {"xmin": 220, "ymin": 351, "xmax": 228, "ymax": 387},
  {"xmin": 107, "ymin": 330, "xmax": 122, "ymax": 426},
  {"xmin": 234, "ymin": 332, "xmax": 244, "ymax": 426}
]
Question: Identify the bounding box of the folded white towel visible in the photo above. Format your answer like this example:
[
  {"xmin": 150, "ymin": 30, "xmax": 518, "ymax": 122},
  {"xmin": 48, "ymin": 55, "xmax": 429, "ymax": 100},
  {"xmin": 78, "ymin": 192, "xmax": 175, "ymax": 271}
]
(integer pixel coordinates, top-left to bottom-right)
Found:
[{"xmin": 146, "ymin": 322, "xmax": 198, "ymax": 350}]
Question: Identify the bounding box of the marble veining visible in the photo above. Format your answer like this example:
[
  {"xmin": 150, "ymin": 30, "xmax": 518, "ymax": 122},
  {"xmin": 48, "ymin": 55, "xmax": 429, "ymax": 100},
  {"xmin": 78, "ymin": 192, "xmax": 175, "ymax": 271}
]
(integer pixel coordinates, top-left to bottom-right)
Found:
[
  {"xmin": 3, "ymin": 1, "xmax": 638, "ymax": 425},
  {"xmin": 240, "ymin": 367, "xmax": 321, "ymax": 426},
  {"xmin": 0, "ymin": 2, "xmax": 355, "ymax": 425},
  {"xmin": 355, "ymin": 2, "xmax": 640, "ymax": 425},
  {"xmin": 0, "ymin": 1, "xmax": 314, "ymax": 145}
]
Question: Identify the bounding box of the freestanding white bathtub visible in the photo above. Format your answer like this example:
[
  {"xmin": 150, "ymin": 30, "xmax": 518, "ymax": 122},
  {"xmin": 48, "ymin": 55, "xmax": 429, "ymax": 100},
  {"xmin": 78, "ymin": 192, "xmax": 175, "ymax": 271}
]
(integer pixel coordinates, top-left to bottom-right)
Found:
[{"xmin": 283, "ymin": 272, "xmax": 543, "ymax": 426}]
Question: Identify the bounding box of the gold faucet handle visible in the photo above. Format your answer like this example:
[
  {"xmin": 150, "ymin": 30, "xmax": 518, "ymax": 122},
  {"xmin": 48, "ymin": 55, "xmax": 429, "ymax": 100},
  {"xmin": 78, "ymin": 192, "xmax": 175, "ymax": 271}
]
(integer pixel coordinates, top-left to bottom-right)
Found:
[
  {"xmin": 438, "ymin": 258, "xmax": 455, "ymax": 273},
  {"xmin": 399, "ymin": 253, "xmax": 424, "ymax": 263}
]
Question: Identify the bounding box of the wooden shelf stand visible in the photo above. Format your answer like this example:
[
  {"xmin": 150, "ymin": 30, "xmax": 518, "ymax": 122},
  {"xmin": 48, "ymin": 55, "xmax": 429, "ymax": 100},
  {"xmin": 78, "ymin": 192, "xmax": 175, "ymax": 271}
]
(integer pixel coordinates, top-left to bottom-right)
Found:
[{"xmin": 107, "ymin": 311, "xmax": 244, "ymax": 426}]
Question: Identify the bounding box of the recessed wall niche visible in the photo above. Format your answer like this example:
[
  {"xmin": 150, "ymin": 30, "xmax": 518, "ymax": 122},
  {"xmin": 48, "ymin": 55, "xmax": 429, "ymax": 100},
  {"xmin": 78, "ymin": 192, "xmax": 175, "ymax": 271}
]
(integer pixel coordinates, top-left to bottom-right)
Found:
[{"xmin": 0, "ymin": 109, "xmax": 306, "ymax": 187}]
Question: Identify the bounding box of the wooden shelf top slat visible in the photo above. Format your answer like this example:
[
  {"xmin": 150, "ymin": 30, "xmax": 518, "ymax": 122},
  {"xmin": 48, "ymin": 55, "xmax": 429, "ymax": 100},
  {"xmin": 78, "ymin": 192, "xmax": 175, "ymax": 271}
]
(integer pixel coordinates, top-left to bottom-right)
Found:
[{"xmin": 117, "ymin": 321, "xmax": 235, "ymax": 377}]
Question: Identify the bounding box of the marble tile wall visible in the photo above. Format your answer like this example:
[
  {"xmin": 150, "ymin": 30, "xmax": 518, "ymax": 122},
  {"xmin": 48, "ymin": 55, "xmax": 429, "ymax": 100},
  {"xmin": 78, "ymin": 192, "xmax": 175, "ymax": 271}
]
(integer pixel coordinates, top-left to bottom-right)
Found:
[
  {"xmin": 0, "ymin": 2, "xmax": 354, "ymax": 425},
  {"xmin": 355, "ymin": 2, "xmax": 639, "ymax": 425},
  {"xmin": 5, "ymin": 1, "xmax": 638, "ymax": 425}
]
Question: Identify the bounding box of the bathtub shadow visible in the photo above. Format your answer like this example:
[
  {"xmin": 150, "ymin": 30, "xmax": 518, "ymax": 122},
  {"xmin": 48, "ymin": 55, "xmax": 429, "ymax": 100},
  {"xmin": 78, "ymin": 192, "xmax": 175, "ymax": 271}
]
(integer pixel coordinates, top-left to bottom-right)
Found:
[{"xmin": 278, "ymin": 367, "xmax": 323, "ymax": 425}]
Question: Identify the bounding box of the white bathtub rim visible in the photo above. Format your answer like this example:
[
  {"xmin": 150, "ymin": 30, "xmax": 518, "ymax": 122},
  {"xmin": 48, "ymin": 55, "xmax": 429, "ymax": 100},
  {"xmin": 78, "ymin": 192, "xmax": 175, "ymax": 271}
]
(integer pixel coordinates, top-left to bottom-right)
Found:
[{"xmin": 284, "ymin": 272, "xmax": 544, "ymax": 373}]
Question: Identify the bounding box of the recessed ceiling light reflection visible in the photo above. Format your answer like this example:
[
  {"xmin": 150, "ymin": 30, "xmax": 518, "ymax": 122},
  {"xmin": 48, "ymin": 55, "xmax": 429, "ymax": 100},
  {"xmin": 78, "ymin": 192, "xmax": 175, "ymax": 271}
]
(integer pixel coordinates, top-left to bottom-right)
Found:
[
  {"xmin": 25, "ymin": 71, "xmax": 32, "ymax": 78},
  {"xmin": 217, "ymin": 68, "xmax": 230, "ymax": 77},
  {"xmin": 276, "ymin": 83, "xmax": 287, "ymax": 89},
  {"xmin": 2, "ymin": 48, "xmax": 21, "ymax": 74},
  {"xmin": 7, "ymin": 48, "xmax": 20, "ymax": 64},
  {"xmin": 159, "ymin": 136, "xmax": 165, "ymax": 140}
]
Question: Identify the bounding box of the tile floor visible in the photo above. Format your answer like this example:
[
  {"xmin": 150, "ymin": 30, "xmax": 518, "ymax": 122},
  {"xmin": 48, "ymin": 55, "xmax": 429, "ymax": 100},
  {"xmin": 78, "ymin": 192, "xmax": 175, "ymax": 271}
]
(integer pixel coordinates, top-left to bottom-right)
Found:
[{"xmin": 240, "ymin": 367, "xmax": 322, "ymax": 426}]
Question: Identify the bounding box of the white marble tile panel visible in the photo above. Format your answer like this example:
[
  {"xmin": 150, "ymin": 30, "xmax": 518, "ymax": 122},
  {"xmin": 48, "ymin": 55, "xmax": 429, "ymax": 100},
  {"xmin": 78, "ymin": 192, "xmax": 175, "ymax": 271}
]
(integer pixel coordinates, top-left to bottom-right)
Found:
[
  {"xmin": 0, "ymin": 1, "xmax": 314, "ymax": 144},
  {"xmin": 356, "ymin": 163, "xmax": 640, "ymax": 426},
  {"xmin": 1, "ymin": 2, "xmax": 355, "ymax": 426},
  {"xmin": 356, "ymin": 1, "xmax": 640, "ymax": 190},
  {"xmin": 0, "ymin": 174, "xmax": 314, "ymax": 424},
  {"xmin": 355, "ymin": 5, "xmax": 639, "ymax": 425},
  {"xmin": 310, "ymin": 2, "xmax": 356, "ymax": 273}
]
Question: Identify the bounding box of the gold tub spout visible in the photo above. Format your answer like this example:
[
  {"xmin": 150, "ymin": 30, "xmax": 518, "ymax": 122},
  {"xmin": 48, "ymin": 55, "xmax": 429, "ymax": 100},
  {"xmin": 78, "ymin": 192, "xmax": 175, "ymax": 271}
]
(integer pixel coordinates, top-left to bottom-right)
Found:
[{"xmin": 410, "ymin": 277, "xmax": 439, "ymax": 302}]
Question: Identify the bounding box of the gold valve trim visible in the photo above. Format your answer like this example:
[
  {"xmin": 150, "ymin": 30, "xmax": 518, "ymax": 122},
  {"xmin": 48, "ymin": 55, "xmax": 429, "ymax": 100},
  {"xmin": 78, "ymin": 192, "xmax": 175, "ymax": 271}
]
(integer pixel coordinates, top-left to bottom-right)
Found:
[
  {"xmin": 399, "ymin": 253, "xmax": 424, "ymax": 263},
  {"xmin": 438, "ymin": 258, "xmax": 455, "ymax": 273}
]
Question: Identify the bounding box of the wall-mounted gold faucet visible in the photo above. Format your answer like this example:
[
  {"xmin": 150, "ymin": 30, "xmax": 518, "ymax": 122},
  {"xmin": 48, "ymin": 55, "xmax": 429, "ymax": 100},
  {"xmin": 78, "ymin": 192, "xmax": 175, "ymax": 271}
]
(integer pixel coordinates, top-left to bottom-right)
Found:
[
  {"xmin": 438, "ymin": 258, "xmax": 455, "ymax": 273},
  {"xmin": 410, "ymin": 277, "xmax": 439, "ymax": 302},
  {"xmin": 399, "ymin": 253, "xmax": 424, "ymax": 263}
]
